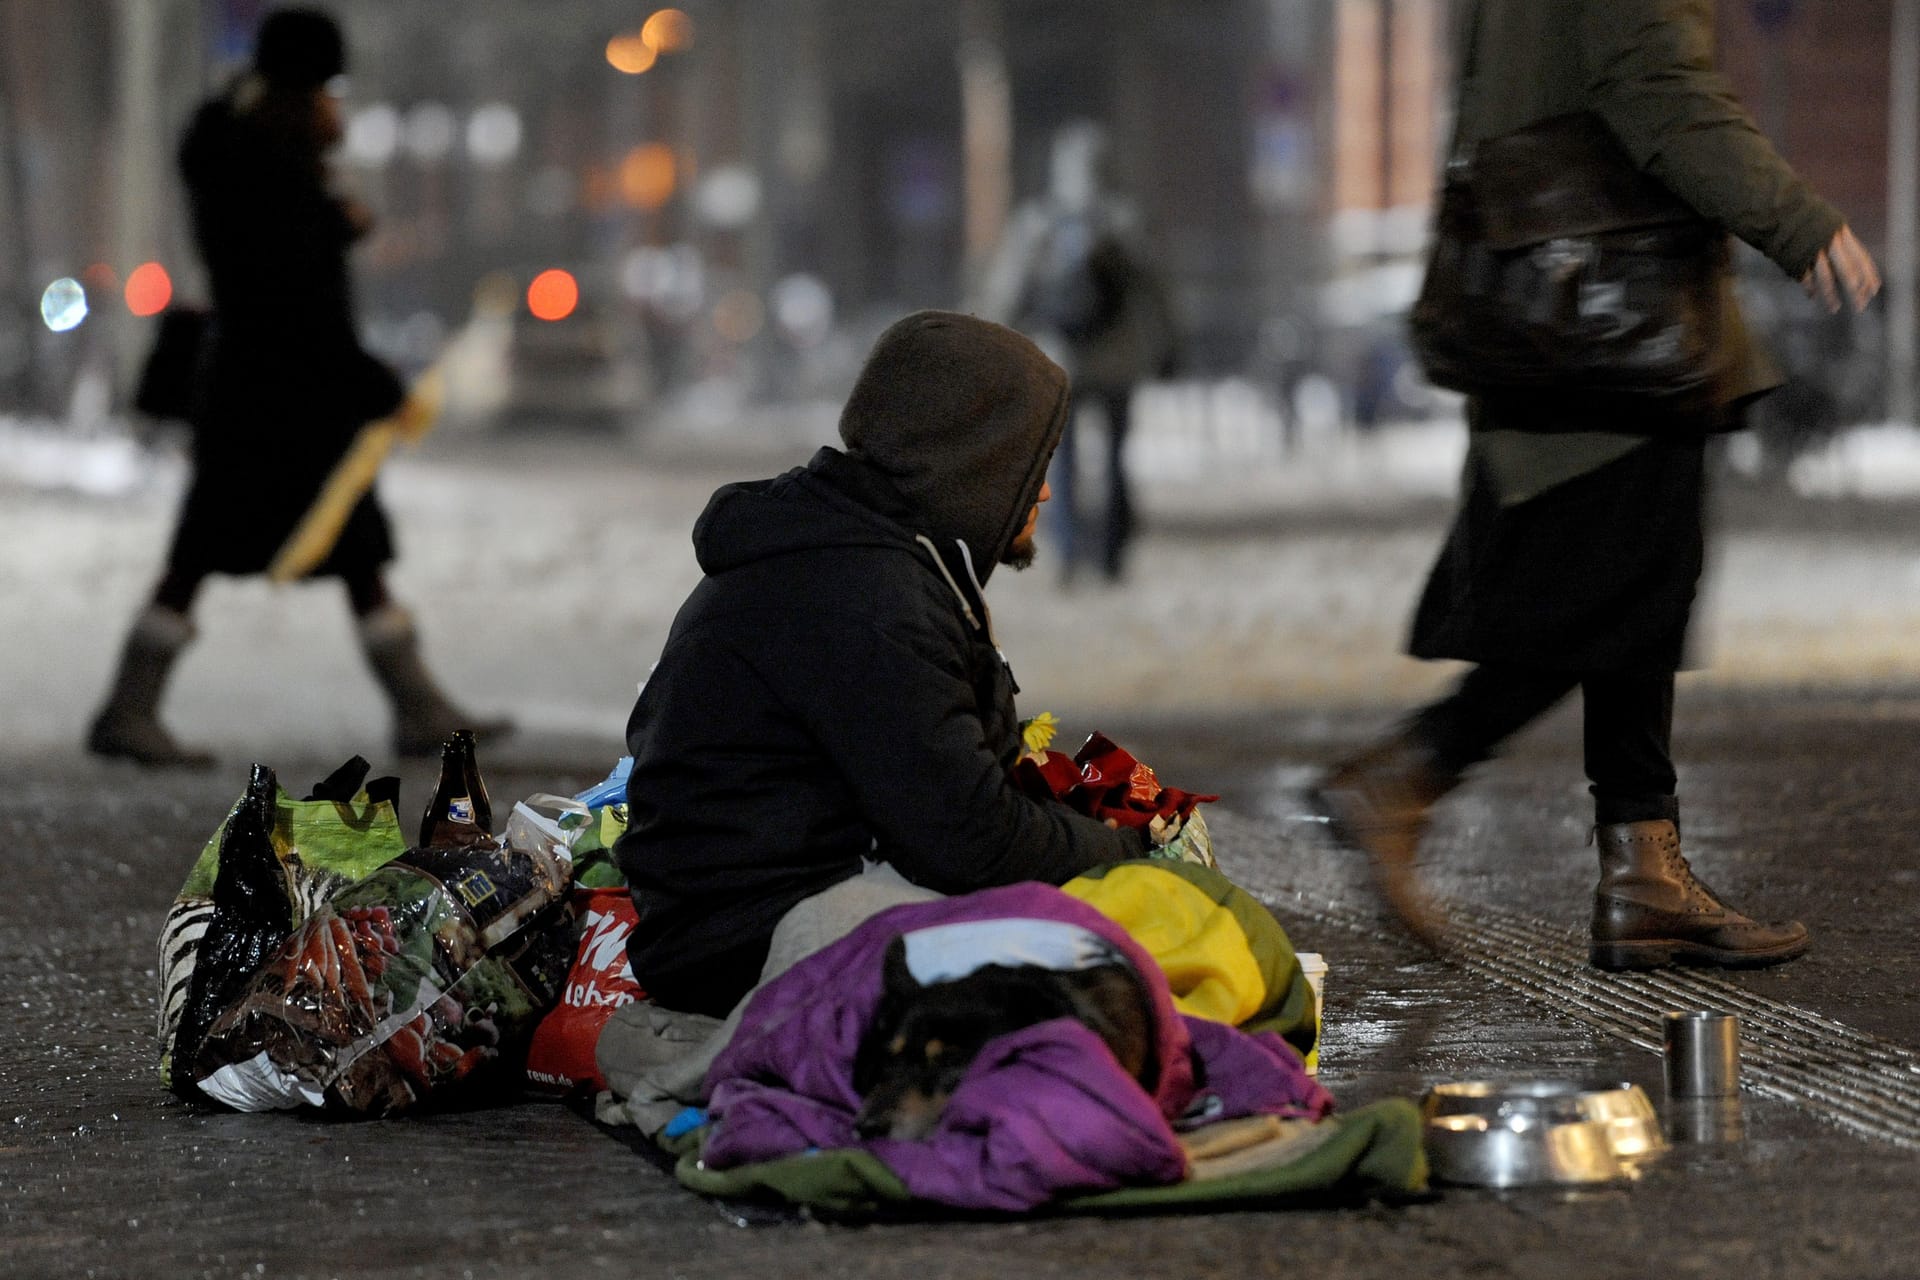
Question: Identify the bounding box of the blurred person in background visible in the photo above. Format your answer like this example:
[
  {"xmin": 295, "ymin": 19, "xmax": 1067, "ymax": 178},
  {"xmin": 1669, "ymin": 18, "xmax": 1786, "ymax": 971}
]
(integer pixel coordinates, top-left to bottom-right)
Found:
[
  {"xmin": 1314, "ymin": 0, "xmax": 1879, "ymax": 970},
  {"xmin": 977, "ymin": 122, "xmax": 1178, "ymax": 586},
  {"xmin": 87, "ymin": 7, "xmax": 505, "ymax": 767}
]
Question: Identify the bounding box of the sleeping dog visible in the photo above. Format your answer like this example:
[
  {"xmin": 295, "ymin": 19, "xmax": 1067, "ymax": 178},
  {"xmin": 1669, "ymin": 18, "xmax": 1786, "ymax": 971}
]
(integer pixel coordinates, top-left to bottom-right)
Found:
[{"xmin": 852, "ymin": 920, "xmax": 1159, "ymax": 1141}]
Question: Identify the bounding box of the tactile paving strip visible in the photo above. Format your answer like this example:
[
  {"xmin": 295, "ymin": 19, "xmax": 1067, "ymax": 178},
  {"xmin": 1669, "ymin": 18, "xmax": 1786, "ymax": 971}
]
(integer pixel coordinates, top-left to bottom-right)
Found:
[{"xmin": 1218, "ymin": 810, "xmax": 1920, "ymax": 1151}]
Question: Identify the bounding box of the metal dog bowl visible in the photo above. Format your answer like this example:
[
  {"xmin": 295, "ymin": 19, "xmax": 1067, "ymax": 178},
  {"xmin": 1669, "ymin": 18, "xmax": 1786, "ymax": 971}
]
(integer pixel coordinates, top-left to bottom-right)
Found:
[
  {"xmin": 1569, "ymin": 1081, "xmax": 1666, "ymax": 1161},
  {"xmin": 1420, "ymin": 1080, "xmax": 1664, "ymax": 1187}
]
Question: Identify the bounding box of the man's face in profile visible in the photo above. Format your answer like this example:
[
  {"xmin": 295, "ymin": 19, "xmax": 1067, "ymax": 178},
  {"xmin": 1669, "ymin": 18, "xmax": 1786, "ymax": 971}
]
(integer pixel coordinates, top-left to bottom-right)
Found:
[{"xmin": 1002, "ymin": 479, "xmax": 1052, "ymax": 571}]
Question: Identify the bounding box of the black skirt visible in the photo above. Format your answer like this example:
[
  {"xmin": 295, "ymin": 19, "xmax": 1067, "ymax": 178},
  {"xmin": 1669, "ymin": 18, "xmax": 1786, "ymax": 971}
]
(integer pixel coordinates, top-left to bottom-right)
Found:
[
  {"xmin": 164, "ymin": 409, "xmax": 393, "ymax": 581},
  {"xmin": 164, "ymin": 464, "xmax": 393, "ymax": 581},
  {"xmin": 162, "ymin": 336, "xmax": 401, "ymax": 582},
  {"xmin": 1408, "ymin": 433, "xmax": 1707, "ymax": 674}
]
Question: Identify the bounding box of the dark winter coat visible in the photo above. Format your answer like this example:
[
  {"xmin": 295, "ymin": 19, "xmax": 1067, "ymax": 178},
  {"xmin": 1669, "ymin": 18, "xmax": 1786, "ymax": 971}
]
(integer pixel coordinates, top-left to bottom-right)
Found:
[
  {"xmin": 1409, "ymin": 0, "xmax": 1844, "ymax": 672},
  {"xmin": 617, "ymin": 379, "xmax": 1145, "ymax": 1016},
  {"xmin": 164, "ymin": 83, "xmax": 405, "ymax": 580}
]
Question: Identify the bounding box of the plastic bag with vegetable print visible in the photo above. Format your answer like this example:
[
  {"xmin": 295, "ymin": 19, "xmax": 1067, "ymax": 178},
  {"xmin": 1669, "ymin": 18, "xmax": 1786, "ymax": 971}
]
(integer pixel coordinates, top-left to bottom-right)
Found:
[
  {"xmin": 184, "ymin": 800, "xmax": 578, "ymax": 1115},
  {"xmin": 159, "ymin": 756, "xmax": 407, "ymax": 1092}
]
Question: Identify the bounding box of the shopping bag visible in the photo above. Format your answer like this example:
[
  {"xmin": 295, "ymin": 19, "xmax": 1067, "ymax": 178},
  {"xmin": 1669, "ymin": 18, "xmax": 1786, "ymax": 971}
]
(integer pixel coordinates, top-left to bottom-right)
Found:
[
  {"xmin": 159, "ymin": 756, "xmax": 406, "ymax": 1090},
  {"xmin": 523, "ymin": 886, "xmax": 645, "ymax": 1096},
  {"xmin": 132, "ymin": 306, "xmax": 209, "ymax": 421},
  {"xmin": 184, "ymin": 799, "xmax": 579, "ymax": 1115}
]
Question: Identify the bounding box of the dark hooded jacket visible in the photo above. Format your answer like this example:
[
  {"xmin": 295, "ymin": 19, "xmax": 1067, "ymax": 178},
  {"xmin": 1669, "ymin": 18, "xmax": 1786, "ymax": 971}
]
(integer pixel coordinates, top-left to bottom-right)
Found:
[{"xmin": 616, "ymin": 312, "xmax": 1145, "ymax": 1017}]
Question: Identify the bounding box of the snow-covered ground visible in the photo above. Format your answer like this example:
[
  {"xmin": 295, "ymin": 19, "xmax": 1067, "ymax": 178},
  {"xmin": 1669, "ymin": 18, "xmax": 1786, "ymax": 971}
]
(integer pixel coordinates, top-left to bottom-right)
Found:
[{"xmin": 6, "ymin": 403, "xmax": 1920, "ymax": 762}]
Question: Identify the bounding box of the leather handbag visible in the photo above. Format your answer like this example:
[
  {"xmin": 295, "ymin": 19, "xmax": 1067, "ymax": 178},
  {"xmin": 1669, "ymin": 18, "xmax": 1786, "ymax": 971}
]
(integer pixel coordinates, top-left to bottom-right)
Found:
[
  {"xmin": 132, "ymin": 305, "xmax": 210, "ymax": 421},
  {"xmin": 1409, "ymin": 111, "xmax": 1736, "ymax": 411}
]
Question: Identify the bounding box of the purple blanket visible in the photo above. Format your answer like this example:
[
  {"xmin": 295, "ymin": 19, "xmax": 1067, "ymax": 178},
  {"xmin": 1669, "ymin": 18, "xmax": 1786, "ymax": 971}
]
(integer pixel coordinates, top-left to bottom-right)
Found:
[{"xmin": 702, "ymin": 883, "xmax": 1333, "ymax": 1211}]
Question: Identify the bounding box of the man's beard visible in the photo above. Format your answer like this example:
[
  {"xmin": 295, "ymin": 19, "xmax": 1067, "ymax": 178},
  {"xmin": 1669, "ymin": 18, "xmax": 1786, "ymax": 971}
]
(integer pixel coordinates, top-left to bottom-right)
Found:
[{"xmin": 1001, "ymin": 532, "xmax": 1038, "ymax": 571}]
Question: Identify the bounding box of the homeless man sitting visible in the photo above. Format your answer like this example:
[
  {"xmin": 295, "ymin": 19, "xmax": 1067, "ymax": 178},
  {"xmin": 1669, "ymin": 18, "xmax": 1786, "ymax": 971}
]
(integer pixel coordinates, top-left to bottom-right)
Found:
[{"xmin": 614, "ymin": 310, "xmax": 1163, "ymax": 1018}]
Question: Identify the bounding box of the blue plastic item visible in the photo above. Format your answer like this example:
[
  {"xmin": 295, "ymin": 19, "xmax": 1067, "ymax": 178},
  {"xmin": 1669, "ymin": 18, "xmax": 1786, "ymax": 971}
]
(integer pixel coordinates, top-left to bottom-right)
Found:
[
  {"xmin": 663, "ymin": 1106, "xmax": 708, "ymax": 1140},
  {"xmin": 573, "ymin": 756, "xmax": 633, "ymax": 809}
]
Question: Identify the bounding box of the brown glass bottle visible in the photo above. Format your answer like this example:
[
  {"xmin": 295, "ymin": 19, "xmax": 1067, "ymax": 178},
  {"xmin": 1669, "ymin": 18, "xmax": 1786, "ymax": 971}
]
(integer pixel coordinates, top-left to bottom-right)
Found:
[{"xmin": 418, "ymin": 729, "xmax": 493, "ymax": 847}]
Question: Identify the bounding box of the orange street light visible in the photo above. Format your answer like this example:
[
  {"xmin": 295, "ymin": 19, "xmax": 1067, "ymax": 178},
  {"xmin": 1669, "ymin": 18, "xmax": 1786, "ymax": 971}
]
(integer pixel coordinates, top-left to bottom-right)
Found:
[
  {"xmin": 620, "ymin": 143, "xmax": 678, "ymax": 210},
  {"xmin": 527, "ymin": 269, "xmax": 580, "ymax": 321},
  {"xmin": 125, "ymin": 262, "xmax": 173, "ymax": 317},
  {"xmin": 642, "ymin": 9, "xmax": 694, "ymax": 52},
  {"xmin": 606, "ymin": 34, "xmax": 658, "ymax": 74}
]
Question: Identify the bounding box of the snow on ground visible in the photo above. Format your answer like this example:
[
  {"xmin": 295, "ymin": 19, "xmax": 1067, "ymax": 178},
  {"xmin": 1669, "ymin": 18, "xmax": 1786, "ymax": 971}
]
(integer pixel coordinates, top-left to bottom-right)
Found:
[
  {"xmin": 5, "ymin": 405, "xmax": 1920, "ymax": 762},
  {"xmin": 1785, "ymin": 422, "xmax": 1920, "ymax": 498}
]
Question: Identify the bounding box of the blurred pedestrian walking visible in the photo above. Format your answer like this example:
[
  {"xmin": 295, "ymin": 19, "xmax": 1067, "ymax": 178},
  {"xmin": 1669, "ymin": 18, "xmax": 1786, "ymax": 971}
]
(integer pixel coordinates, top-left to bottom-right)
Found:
[
  {"xmin": 977, "ymin": 123, "xmax": 1178, "ymax": 585},
  {"xmin": 88, "ymin": 7, "xmax": 505, "ymax": 767},
  {"xmin": 1315, "ymin": 0, "xmax": 1880, "ymax": 969}
]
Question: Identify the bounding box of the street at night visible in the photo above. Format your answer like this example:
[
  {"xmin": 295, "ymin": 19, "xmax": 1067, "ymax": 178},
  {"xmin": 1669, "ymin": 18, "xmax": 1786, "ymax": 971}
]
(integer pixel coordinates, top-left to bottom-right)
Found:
[
  {"xmin": 6, "ymin": 423, "xmax": 1920, "ymax": 1276},
  {"xmin": 5, "ymin": 0, "xmax": 1920, "ymax": 1274}
]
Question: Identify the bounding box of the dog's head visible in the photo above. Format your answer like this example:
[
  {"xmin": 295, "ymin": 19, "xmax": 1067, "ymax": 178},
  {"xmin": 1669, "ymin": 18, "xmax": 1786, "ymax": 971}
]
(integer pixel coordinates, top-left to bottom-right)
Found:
[{"xmin": 851, "ymin": 932, "xmax": 1156, "ymax": 1142}]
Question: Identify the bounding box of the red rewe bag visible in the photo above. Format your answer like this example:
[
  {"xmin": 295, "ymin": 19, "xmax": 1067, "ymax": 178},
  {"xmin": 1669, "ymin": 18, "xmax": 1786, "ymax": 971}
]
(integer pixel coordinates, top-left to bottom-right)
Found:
[{"xmin": 524, "ymin": 887, "xmax": 644, "ymax": 1096}]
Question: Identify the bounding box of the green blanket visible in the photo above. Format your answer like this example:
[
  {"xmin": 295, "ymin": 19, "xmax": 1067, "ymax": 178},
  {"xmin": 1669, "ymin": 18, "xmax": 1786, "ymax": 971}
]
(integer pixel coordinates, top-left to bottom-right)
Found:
[{"xmin": 670, "ymin": 1100, "xmax": 1427, "ymax": 1216}]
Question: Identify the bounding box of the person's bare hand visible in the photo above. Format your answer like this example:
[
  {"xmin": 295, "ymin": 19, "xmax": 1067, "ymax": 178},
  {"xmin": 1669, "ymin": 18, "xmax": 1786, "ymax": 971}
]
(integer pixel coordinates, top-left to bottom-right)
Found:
[{"xmin": 1802, "ymin": 225, "xmax": 1881, "ymax": 315}]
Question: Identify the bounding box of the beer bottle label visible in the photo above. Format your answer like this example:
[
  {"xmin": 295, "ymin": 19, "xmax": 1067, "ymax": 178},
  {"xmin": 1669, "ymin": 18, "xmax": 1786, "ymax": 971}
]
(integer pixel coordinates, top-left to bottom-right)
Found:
[{"xmin": 447, "ymin": 796, "xmax": 475, "ymax": 824}]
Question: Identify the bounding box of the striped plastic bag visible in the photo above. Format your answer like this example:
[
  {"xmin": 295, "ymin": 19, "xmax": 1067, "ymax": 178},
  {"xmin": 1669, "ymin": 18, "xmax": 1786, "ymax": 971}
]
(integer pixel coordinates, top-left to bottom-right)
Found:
[{"xmin": 159, "ymin": 756, "xmax": 408, "ymax": 1089}]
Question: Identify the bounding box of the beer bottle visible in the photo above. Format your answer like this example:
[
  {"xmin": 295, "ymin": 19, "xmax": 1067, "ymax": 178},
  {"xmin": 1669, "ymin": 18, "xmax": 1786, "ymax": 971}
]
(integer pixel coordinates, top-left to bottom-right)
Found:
[{"xmin": 418, "ymin": 729, "xmax": 493, "ymax": 847}]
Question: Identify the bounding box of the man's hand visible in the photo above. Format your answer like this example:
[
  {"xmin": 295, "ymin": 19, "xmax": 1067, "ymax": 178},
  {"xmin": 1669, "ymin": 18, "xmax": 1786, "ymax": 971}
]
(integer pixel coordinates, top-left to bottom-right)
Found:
[
  {"xmin": 1102, "ymin": 813, "xmax": 1184, "ymax": 845},
  {"xmin": 1802, "ymin": 225, "xmax": 1881, "ymax": 315}
]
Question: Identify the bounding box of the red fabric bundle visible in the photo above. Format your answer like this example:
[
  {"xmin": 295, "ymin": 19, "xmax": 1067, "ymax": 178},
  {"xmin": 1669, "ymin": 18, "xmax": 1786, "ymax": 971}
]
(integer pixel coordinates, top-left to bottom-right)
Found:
[{"xmin": 1012, "ymin": 731, "xmax": 1218, "ymax": 829}]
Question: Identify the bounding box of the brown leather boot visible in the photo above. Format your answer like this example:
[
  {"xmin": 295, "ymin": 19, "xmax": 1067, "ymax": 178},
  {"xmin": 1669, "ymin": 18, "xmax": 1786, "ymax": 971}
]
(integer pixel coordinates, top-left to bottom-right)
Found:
[
  {"xmin": 1312, "ymin": 733, "xmax": 1459, "ymax": 949},
  {"xmin": 1590, "ymin": 819, "xmax": 1809, "ymax": 970}
]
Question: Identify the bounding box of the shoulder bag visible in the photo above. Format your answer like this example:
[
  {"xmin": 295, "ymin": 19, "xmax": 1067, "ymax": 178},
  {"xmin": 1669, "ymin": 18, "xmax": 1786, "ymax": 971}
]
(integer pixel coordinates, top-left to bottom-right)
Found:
[{"xmin": 1409, "ymin": 5, "xmax": 1735, "ymax": 410}]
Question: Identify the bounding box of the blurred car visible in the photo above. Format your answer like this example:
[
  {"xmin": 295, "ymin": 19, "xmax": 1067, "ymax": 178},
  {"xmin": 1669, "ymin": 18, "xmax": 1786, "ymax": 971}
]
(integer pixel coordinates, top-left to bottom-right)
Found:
[{"xmin": 496, "ymin": 292, "xmax": 650, "ymax": 430}]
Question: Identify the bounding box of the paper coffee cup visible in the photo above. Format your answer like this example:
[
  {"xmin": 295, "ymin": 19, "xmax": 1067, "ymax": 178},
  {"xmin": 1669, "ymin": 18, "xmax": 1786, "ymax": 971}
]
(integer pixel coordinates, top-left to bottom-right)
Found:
[{"xmin": 1297, "ymin": 952, "xmax": 1327, "ymax": 1074}]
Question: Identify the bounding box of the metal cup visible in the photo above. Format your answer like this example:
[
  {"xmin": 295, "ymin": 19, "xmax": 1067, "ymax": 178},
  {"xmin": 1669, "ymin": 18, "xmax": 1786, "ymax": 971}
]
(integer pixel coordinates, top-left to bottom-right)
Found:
[
  {"xmin": 1663, "ymin": 1010, "xmax": 1740, "ymax": 1097},
  {"xmin": 1665, "ymin": 1095, "xmax": 1746, "ymax": 1145}
]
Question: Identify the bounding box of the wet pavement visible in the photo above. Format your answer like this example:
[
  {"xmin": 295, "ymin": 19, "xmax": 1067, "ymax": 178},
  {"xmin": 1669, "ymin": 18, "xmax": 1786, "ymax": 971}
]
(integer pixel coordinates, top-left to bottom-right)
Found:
[{"xmin": 6, "ymin": 424, "xmax": 1920, "ymax": 1277}]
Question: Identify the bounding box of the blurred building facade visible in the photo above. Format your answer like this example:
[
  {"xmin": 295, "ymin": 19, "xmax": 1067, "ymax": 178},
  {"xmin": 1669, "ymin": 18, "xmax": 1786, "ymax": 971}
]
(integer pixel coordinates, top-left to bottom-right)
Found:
[{"xmin": 0, "ymin": 0, "xmax": 1910, "ymax": 427}]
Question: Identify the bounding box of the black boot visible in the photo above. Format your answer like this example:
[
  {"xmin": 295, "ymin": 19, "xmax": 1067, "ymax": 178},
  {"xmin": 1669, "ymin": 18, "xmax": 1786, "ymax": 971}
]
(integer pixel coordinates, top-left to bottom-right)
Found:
[
  {"xmin": 357, "ymin": 603, "xmax": 512, "ymax": 758},
  {"xmin": 1312, "ymin": 731, "xmax": 1460, "ymax": 949},
  {"xmin": 1590, "ymin": 819, "xmax": 1809, "ymax": 970},
  {"xmin": 86, "ymin": 605, "xmax": 216, "ymax": 769}
]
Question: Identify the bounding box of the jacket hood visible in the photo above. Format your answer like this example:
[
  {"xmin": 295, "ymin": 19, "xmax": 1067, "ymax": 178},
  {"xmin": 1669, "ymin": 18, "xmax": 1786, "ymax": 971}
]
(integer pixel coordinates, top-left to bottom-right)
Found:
[
  {"xmin": 691, "ymin": 448, "xmax": 920, "ymax": 574},
  {"xmin": 692, "ymin": 447, "xmax": 997, "ymax": 634},
  {"xmin": 836, "ymin": 310, "xmax": 1069, "ymax": 581}
]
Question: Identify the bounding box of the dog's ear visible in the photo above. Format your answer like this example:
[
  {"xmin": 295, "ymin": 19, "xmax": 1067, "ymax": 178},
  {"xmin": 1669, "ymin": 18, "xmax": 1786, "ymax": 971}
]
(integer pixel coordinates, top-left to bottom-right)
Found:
[
  {"xmin": 854, "ymin": 936, "xmax": 922, "ymax": 1096},
  {"xmin": 880, "ymin": 935, "xmax": 923, "ymax": 998}
]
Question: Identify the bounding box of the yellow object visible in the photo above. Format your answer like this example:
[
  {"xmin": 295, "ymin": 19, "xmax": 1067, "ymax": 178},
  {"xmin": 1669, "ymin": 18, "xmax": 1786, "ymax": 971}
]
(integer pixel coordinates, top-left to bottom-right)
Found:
[
  {"xmin": 1061, "ymin": 863, "xmax": 1268, "ymax": 1027},
  {"xmin": 1019, "ymin": 711, "xmax": 1059, "ymax": 756},
  {"xmin": 267, "ymin": 367, "xmax": 442, "ymax": 583}
]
